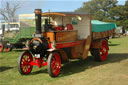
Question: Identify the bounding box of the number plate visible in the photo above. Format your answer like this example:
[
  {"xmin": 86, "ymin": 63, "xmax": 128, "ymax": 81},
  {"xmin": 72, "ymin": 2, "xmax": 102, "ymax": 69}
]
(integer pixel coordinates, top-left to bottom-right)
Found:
[{"xmin": 35, "ymin": 54, "xmax": 40, "ymax": 58}]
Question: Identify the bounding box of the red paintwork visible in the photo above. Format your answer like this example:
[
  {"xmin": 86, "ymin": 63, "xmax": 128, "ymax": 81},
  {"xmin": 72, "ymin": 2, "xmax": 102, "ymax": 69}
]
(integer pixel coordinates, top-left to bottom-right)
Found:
[
  {"xmin": 99, "ymin": 40, "xmax": 108, "ymax": 61},
  {"xmin": 48, "ymin": 43, "xmax": 52, "ymax": 49},
  {"xmin": 29, "ymin": 59, "xmax": 47, "ymax": 67},
  {"xmin": 21, "ymin": 52, "xmax": 33, "ymax": 74},
  {"xmin": 0, "ymin": 43, "xmax": 3, "ymax": 52},
  {"xmin": 56, "ymin": 40, "xmax": 85, "ymax": 49},
  {"xmin": 51, "ymin": 53, "xmax": 61, "ymax": 76},
  {"xmin": 67, "ymin": 24, "xmax": 73, "ymax": 30},
  {"xmin": 55, "ymin": 26, "xmax": 64, "ymax": 31},
  {"xmin": 4, "ymin": 48, "xmax": 10, "ymax": 52}
]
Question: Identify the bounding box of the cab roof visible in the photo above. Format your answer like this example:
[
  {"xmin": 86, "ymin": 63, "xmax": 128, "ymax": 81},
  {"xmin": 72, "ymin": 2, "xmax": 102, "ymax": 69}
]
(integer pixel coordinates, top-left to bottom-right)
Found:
[{"xmin": 42, "ymin": 12, "xmax": 89, "ymax": 17}]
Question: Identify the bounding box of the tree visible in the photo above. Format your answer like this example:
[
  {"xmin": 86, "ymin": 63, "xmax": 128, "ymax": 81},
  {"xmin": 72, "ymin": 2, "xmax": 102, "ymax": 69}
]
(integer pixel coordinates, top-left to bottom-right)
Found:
[
  {"xmin": 108, "ymin": 0, "xmax": 128, "ymax": 29},
  {"xmin": 0, "ymin": 2, "xmax": 20, "ymax": 23},
  {"xmin": 125, "ymin": 0, "xmax": 128, "ymax": 5},
  {"xmin": 75, "ymin": 0, "xmax": 128, "ymax": 30},
  {"xmin": 75, "ymin": 0, "xmax": 118, "ymax": 21}
]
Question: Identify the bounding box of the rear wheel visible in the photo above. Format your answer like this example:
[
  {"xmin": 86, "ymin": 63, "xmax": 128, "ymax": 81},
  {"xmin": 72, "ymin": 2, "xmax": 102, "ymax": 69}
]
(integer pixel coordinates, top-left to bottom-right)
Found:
[
  {"xmin": 48, "ymin": 52, "xmax": 61, "ymax": 77},
  {"xmin": 92, "ymin": 39, "xmax": 108, "ymax": 61},
  {"xmin": 4, "ymin": 47, "xmax": 12, "ymax": 52},
  {"xmin": 18, "ymin": 51, "xmax": 33, "ymax": 75},
  {"xmin": 0, "ymin": 43, "xmax": 4, "ymax": 52}
]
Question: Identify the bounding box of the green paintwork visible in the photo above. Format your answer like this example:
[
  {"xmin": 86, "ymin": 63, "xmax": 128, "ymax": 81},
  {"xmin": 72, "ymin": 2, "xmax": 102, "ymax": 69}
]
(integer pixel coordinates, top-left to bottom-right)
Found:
[
  {"xmin": 91, "ymin": 20, "xmax": 117, "ymax": 32},
  {"xmin": 4, "ymin": 27, "xmax": 35, "ymax": 44}
]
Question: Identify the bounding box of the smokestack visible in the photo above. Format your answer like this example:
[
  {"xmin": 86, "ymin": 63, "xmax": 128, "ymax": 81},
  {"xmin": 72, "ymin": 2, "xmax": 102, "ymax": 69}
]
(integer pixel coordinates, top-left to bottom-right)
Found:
[
  {"xmin": 34, "ymin": 9, "xmax": 42, "ymax": 34},
  {"xmin": 1, "ymin": 23, "xmax": 5, "ymax": 37}
]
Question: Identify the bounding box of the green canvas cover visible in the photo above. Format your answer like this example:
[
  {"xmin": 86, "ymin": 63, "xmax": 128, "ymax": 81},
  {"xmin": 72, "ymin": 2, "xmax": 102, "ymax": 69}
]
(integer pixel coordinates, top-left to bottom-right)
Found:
[{"xmin": 91, "ymin": 20, "xmax": 117, "ymax": 32}]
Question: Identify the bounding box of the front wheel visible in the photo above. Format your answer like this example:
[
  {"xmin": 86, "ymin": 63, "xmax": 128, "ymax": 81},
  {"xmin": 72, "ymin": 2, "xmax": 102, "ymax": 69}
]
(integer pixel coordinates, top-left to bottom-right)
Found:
[
  {"xmin": 18, "ymin": 51, "xmax": 33, "ymax": 75},
  {"xmin": 48, "ymin": 52, "xmax": 61, "ymax": 77},
  {"xmin": 92, "ymin": 39, "xmax": 108, "ymax": 61}
]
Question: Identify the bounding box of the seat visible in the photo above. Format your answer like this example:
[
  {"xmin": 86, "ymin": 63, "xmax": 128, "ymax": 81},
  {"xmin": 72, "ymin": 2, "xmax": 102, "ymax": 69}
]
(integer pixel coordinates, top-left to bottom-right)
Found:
[
  {"xmin": 55, "ymin": 26, "xmax": 64, "ymax": 31},
  {"xmin": 66, "ymin": 24, "xmax": 73, "ymax": 30}
]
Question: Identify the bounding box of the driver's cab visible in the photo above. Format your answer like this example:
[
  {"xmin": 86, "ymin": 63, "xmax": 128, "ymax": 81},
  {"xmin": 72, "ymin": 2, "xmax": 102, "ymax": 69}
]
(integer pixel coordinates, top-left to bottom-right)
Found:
[
  {"xmin": 2, "ymin": 22, "xmax": 19, "ymax": 39},
  {"xmin": 41, "ymin": 12, "xmax": 91, "ymax": 43}
]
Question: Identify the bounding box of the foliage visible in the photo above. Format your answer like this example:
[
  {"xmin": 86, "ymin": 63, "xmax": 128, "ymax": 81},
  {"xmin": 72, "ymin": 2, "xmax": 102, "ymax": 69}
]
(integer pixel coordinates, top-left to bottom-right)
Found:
[
  {"xmin": 75, "ymin": 0, "xmax": 128, "ymax": 30},
  {"xmin": 75, "ymin": 0, "xmax": 117, "ymax": 20}
]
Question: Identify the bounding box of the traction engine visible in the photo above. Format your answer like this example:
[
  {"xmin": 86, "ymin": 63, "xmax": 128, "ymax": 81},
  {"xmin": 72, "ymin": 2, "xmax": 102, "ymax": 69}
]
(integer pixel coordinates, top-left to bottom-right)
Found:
[{"xmin": 18, "ymin": 9, "xmax": 61, "ymax": 77}]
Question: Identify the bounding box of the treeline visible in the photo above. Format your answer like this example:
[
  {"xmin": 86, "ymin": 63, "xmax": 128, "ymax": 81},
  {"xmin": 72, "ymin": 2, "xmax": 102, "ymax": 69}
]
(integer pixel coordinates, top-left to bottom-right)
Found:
[{"xmin": 75, "ymin": 0, "xmax": 128, "ymax": 30}]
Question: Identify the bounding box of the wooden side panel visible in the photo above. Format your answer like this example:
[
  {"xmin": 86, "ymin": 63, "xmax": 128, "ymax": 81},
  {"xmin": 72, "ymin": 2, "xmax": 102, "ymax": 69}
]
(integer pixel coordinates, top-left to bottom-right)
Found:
[
  {"xmin": 71, "ymin": 43, "xmax": 85, "ymax": 59},
  {"xmin": 92, "ymin": 29, "xmax": 115, "ymax": 40},
  {"xmin": 82, "ymin": 36, "xmax": 91, "ymax": 59},
  {"xmin": 42, "ymin": 32, "xmax": 55, "ymax": 42},
  {"xmin": 42, "ymin": 31, "xmax": 77, "ymax": 43},
  {"xmin": 58, "ymin": 49, "xmax": 69, "ymax": 61},
  {"xmin": 90, "ymin": 40, "xmax": 100, "ymax": 48},
  {"xmin": 56, "ymin": 31, "xmax": 77, "ymax": 42}
]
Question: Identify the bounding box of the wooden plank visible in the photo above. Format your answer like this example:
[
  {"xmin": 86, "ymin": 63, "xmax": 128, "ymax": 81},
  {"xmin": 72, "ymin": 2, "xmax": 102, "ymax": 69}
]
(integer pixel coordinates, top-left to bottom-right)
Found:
[
  {"xmin": 42, "ymin": 31, "xmax": 77, "ymax": 43},
  {"xmin": 82, "ymin": 35, "xmax": 91, "ymax": 59},
  {"xmin": 71, "ymin": 43, "xmax": 85, "ymax": 59},
  {"xmin": 58, "ymin": 49, "xmax": 69, "ymax": 61},
  {"xmin": 42, "ymin": 32, "xmax": 55, "ymax": 42},
  {"xmin": 92, "ymin": 29, "xmax": 115, "ymax": 40},
  {"xmin": 56, "ymin": 31, "xmax": 77, "ymax": 42},
  {"xmin": 90, "ymin": 40, "xmax": 100, "ymax": 48}
]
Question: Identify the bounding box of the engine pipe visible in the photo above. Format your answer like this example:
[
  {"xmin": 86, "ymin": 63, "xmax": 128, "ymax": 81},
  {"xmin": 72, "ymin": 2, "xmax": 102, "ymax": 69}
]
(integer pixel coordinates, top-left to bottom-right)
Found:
[{"xmin": 34, "ymin": 9, "xmax": 42, "ymax": 34}]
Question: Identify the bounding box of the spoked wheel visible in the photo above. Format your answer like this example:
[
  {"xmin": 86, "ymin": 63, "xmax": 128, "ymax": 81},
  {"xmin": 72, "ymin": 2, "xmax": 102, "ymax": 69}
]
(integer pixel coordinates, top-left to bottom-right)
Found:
[
  {"xmin": 48, "ymin": 52, "xmax": 61, "ymax": 77},
  {"xmin": 4, "ymin": 47, "xmax": 12, "ymax": 52},
  {"xmin": 92, "ymin": 39, "xmax": 108, "ymax": 61},
  {"xmin": 18, "ymin": 51, "xmax": 33, "ymax": 75},
  {"xmin": 0, "ymin": 43, "xmax": 4, "ymax": 52},
  {"xmin": 99, "ymin": 39, "xmax": 108, "ymax": 61}
]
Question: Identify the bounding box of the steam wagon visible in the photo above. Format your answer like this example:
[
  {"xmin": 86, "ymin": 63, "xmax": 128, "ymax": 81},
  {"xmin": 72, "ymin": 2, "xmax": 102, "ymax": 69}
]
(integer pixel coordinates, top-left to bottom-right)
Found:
[
  {"xmin": 0, "ymin": 14, "xmax": 40, "ymax": 52},
  {"xmin": 18, "ymin": 9, "xmax": 117, "ymax": 77}
]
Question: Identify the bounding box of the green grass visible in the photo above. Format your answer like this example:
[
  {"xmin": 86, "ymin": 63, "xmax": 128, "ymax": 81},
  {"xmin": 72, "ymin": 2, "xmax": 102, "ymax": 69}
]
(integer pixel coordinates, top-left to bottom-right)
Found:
[{"xmin": 0, "ymin": 37, "xmax": 128, "ymax": 85}]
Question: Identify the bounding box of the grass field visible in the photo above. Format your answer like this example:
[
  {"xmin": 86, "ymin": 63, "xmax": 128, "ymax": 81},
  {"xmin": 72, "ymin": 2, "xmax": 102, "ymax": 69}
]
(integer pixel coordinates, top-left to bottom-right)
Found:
[{"xmin": 0, "ymin": 37, "xmax": 128, "ymax": 85}]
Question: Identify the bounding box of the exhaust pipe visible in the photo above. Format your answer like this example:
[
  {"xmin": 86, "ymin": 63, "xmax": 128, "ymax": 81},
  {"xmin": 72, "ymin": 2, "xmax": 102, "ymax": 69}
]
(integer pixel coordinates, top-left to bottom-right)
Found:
[
  {"xmin": 1, "ymin": 22, "xmax": 5, "ymax": 37},
  {"xmin": 34, "ymin": 9, "xmax": 42, "ymax": 34}
]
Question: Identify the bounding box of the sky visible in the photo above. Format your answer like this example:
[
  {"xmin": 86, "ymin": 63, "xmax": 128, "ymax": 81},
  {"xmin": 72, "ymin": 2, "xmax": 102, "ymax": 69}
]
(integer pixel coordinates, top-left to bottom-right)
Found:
[{"xmin": 0, "ymin": 0, "xmax": 127, "ymax": 29}]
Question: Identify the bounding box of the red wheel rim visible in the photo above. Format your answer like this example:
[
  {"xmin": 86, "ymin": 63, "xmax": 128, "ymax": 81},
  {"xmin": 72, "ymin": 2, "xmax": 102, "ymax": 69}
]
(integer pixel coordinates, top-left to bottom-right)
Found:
[
  {"xmin": 0, "ymin": 43, "xmax": 3, "ymax": 52},
  {"xmin": 21, "ymin": 52, "xmax": 33, "ymax": 74},
  {"xmin": 4, "ymin": 47, "xmax": 10, "ymax": 52},
  {"xmin": 51, "ymin": 53, "xmax": 61, "ymax": 76},
  {"xmin": 100, "ymin": 40, "xmax": 108, "ymax": 61}
]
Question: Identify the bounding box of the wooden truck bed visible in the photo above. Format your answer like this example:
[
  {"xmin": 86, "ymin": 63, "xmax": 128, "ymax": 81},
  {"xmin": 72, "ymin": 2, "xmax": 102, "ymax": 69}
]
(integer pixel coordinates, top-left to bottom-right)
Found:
[
  {"xmin": 92, "ymin": 29, "xmax": 115, "ymax": 40},
  {"xmin": 91, "ymin": 20, "xmax": 117, "ymax": 40}
]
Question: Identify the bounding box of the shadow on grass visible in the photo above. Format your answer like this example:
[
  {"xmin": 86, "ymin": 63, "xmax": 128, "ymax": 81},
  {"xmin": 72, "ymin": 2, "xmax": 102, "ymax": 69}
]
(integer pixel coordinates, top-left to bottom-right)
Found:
[
  {"xmin": 30, "ymin": 69, "xmax": 48, "ymax": 75},
  {"xmin": 0, "ymin": 66, "xmax": 13, "ymax": 72},
  {"xmin": 27, "ymin": 53, "xmax": 128, "ymax": 77},
  {"xmin": 109, "ymin": 44, "xmax": 120, "ymax": 46},
  {"xmin": 59, "ymin": 53, "xmax": 128, "ymax": 77},
  {"xmin": 13, "ymin": 49, "xmax": 27, "ymax": 52}
]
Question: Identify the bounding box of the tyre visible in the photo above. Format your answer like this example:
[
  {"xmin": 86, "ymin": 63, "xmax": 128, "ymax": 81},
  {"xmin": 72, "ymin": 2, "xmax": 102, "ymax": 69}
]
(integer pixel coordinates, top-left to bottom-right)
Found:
[
  {"xmin": 92, "ymin": 39, "xmax": 108, "ymax": 61},
  {"xmin": 0, "ymin": 43, "xmax": 4, "ymax": 52},
  {"xmin": 48, "ymin": 52, "xmax": 61, "ymax": 77},
  {"xmin": 90, "ymin": 50, "xmax": 94, "ymax": 56},
  {"xmin": 18, "ymin": 51, "xmax": 33, "ymax": 75}
]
